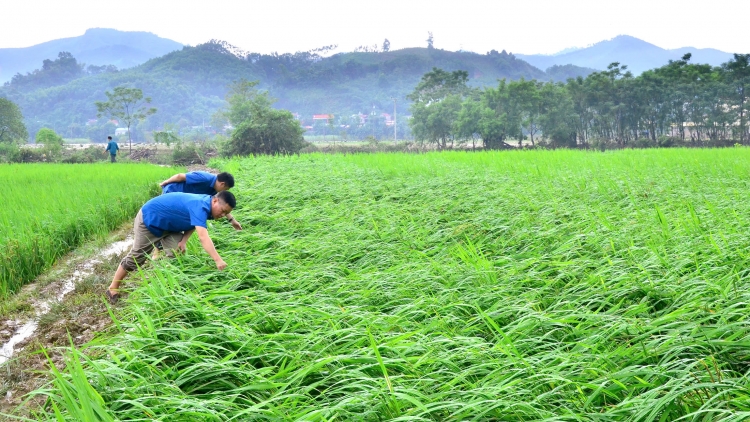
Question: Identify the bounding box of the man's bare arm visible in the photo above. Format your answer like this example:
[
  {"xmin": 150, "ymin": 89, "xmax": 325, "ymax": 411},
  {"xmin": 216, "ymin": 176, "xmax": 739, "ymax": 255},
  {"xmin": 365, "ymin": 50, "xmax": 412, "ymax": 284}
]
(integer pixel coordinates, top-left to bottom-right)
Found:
[
  {"xmin": 177, "ymin": 229, "xmax": 195, "ymax": 253},
  {"xmin": 195, "ymin": 226, "xmax": 227, "ymax": 270},
  {"xmin": 226, "ymin": 213, "xmax": 243, "ymax": 231},
  {"xmin": 160, "ymin": 173, "xmax": 187, "ymax": 187}
]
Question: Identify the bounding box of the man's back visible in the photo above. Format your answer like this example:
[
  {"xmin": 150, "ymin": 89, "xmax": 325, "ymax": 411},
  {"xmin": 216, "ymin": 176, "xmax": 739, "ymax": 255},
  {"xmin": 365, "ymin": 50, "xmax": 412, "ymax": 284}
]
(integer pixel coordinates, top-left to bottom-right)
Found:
[
  {"xmin": 142, "ymin": 193, "xmax": 213, "ymax": 236},
  {"xmin": 162, "ymin": 171, "xmax": 218, "ymax": 195}
]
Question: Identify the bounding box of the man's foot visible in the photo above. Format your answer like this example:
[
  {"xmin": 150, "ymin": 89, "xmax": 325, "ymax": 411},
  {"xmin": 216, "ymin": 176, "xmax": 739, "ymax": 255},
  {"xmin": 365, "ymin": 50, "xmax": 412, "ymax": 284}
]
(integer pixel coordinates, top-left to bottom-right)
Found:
[
  {"xmin": 155, "ymin": 240, "xmax": 164, "ymax": 251},
  {"xmin": 105, "ymin": 289, "xmax": 120, "ymax": 305}
]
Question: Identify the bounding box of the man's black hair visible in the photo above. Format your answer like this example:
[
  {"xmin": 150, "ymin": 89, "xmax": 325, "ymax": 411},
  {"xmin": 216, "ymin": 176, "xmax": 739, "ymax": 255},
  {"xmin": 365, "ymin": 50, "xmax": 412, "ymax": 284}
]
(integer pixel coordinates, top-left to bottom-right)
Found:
[
  {"xmin": 217, "ymin": 172, "xmax": 235, "ymax": 188},
  {"xmin": 216, "ymin": 190, "xmax": 236, "ymax": 208},
  {"xmin": 107, "ymin": 136, "xmax": 112, "ymax": 140}
]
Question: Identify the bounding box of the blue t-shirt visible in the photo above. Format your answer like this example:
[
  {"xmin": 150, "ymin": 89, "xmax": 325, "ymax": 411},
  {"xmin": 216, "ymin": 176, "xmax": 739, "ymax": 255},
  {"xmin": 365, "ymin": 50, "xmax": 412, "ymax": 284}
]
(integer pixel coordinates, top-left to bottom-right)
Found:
[
  {"xmin": 141, "ymin": 193, "xmax": 213, "ymax": 237},
  {"xmin": 105, "ymin": 141, "xmax": 119, "ymax": 154},
  {"xmin": 162, "ymin": 171, "xmax": 218, "ymax": 195}
]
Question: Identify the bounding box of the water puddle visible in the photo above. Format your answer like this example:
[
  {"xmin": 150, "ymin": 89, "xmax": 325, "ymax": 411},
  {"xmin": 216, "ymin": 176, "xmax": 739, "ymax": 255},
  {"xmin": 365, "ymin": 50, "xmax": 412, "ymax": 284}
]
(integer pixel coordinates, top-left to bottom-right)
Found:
[{"xmin": 0, "ymin": 236, "xmax": 132, "ymax": 366}]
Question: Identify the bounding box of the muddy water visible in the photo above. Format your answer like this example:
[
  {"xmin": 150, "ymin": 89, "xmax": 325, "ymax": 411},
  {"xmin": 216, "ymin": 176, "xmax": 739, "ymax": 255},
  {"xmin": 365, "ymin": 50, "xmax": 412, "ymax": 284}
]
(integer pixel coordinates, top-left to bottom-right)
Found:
[{"xmin": 0, "ymin": 237, "xmax": 132, "ymax": 366}]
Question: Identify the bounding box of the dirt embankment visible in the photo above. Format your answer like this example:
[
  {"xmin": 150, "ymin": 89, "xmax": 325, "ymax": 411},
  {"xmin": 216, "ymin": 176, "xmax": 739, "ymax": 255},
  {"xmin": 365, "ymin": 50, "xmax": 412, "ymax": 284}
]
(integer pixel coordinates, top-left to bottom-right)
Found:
[
  {"xmin": 0, "ymin": 165, "xmax": 221, "ymax": 419},
  {"xmin": 0, "ymin": 225, "xmax": 133, "ymax": 419}
]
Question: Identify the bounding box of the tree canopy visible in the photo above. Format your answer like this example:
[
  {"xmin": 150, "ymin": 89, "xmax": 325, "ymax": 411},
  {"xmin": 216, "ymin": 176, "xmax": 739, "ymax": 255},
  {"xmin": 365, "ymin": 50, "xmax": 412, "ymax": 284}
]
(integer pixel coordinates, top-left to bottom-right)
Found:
[
  {"xmin": 0, "ymin": 43, "xmax": 593, "ymax": 141},
  {"xmin": 410, "ymin": 54, "xmax": 750, "ymax": 149},
  {"xmin": 95, "ymin": 86, "xmax": 156, "ymax": 152},
  {"xmin": 0, "ymin": 98, "xmax": 28, "ymax": 143},
  {"xmin": 219, "ymin": 80, "xmax": 305, "ymax": 156}
]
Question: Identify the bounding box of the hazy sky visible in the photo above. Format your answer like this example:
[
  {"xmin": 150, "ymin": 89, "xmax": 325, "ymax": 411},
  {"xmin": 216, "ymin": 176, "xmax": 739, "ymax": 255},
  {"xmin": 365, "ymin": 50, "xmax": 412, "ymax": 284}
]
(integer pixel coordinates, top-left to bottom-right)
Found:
[{"xmin": 2, "ymin": 0, "xmax": 748, "ymax": 55}]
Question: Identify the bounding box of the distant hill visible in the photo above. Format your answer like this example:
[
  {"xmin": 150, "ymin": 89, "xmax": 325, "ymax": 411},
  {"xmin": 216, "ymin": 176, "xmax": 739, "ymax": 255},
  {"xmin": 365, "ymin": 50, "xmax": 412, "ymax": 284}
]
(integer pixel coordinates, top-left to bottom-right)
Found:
[
  {"xmin": 0, "ymin": 42, "xmax": 595, "ymax": 139},
  {"xmin": 517, "ymin": 35, "xmax": 737, "ymax": 74},
  {"xmin": 0, "ymin": 28, "xmax": 183, "ymax": 83}
]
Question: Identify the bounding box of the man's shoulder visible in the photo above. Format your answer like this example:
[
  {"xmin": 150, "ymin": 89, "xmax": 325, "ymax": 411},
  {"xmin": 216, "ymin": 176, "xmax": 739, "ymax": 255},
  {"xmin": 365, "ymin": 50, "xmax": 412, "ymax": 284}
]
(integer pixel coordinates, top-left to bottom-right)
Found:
[
  {"xmin": 186, "ymin": 171, "xmax": 217, "ymax": 187},
  {"xmin": 187, "ymin": 171, "xmax": 214, "ymax": 179}
]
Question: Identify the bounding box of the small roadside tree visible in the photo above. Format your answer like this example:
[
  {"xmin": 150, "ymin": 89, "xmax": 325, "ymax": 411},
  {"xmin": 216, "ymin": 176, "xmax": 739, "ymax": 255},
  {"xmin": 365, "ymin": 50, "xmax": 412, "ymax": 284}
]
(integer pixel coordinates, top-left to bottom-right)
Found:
[
  {"xmin": 95, "ymin": 87, "xmax": 156, "ymax": 154},
  {"xmin": 218, "ymin": 79, "xmax": 305, "ymax": 156},
  {"xmin": 0, "ymin": 98, "xmax": 28, "ymax": 143},
  {"xmin": 225, "ymin": 109, "xmax": 305, "ymax": 156},
  {"xmin": 35, "ymin": 128, "xmax": 63, "ymax": 160}
]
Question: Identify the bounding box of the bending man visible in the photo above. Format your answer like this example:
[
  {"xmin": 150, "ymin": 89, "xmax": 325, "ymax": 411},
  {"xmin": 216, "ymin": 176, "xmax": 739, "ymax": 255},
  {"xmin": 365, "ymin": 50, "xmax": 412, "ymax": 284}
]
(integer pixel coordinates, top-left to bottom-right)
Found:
[
  {"xmin": 160, "ymin": 171, "xmax": 241, "ymax": 230},
  {"xmin": 106, "ymin": 190, "xmax": 236, "ymax": 304}
]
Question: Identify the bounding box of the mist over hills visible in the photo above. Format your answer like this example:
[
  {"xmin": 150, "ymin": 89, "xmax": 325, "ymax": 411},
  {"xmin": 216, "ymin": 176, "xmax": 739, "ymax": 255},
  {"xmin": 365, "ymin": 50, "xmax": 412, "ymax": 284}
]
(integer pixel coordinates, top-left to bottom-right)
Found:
[
  {"xmin": 0, "ymin": 29, "xmax": 743, "ymax": 140},
  {"xmin": 0, "ymin": 38, "xmax": 594, "ymax": 138},
  {"xmin": 517, "ymin": 35, "xmax": 736, "ymax": 74},
  {"xmin": 0, "ymin": 28, "xmax": 183, "ymax": 83}
]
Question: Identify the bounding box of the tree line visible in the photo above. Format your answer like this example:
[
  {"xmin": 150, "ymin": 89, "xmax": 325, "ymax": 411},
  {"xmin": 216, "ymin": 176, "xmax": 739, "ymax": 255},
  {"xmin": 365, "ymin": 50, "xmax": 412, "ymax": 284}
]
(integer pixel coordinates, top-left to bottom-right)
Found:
[
  {"xmin": 409, "ymin": 54, "xmax": 750, "ymax": 149},
  {"xmin": 0, "ymin": 42, "xmax": 593, "ymax": 143}
]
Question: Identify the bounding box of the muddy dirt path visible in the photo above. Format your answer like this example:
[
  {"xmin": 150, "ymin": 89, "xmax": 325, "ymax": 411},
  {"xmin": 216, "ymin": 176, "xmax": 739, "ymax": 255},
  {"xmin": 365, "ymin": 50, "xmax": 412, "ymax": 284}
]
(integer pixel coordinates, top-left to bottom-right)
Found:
[
  {"xmin": 0, "ymin": 225, "xmax": 134, "ymax": 417},
  {"xmin": 0, "ymin": 166, "xmax": 218, "ymax": 418}
]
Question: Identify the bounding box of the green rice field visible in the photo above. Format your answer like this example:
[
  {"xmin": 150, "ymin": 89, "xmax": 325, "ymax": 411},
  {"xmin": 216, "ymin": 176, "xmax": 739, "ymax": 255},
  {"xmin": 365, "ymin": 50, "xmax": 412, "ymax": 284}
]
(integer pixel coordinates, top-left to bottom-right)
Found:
[
  {"xmin": 0, "ymin": 163, "xmax": 176, "ymax": 297},
  {"xmin": 37, "ymin": 149, "xmax": 750, "ymax": 420}
]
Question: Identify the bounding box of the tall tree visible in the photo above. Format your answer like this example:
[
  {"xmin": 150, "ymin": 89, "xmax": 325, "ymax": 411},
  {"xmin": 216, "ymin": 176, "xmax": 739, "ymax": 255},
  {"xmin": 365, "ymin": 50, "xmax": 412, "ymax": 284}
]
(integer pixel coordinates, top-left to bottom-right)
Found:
[
  {"xmin": 95, "ymin": 87, "xmax": 157, "ymax": 153},
  {"xmin": 408, "ymin": 68, "xmax": 469, "ymax": 149},
  {"xmin": 509, "ymin": 79, "xmax": 542, "ymax": 146},
  {"xmin": 218, "ymin": 79, "xmax": 273, "ymax": 127},
  {"xmin": 382, "ymin": 39, "xmax": 391, "ymax": 53},
  {"xmin": 722, "ymin": 54, "xmax": 750, "ymax": 143},
  {"xmin": 0, "ymin": 98, "xmax": 28, "ymax": 143},
  {"xmin": 407, "ymin": 68, "xmax": 469, "ymax": 104}
]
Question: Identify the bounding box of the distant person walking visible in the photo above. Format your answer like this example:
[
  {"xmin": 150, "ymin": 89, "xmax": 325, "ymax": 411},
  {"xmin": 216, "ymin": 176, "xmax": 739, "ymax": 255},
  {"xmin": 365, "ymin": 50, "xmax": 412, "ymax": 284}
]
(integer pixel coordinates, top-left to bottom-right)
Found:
[
  {"xmin": 106, "ymin": 190, "xmax": 237, "ymax": 304},
  {"xmin": 160, "ymin": 171, "xmax": 242, "ymax": 230},
  {"xmin": 105, "ymin": 136, "xmax": 119, "ymax": 162}
]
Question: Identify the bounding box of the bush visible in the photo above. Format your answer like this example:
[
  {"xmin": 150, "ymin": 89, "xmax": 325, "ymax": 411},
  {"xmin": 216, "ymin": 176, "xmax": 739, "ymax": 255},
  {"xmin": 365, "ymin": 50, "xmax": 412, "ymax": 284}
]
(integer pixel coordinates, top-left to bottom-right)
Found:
[
  {"xmin": 61, "ymin": 146, "xmax": 108, "ymax": 163},
  {"xmin": 656, "ymin": 135, "xmax": 674, "ymax": 147},
  {"xmin": 222, "ymin": 109, "xmax": 305, "ymax": 157},
  {"xmin": 172, "ymin": 141, "xmax": 217, "ymax": 165},
  {"xmin": 35, "ymin": 128, "xmax": 64, "ymax": 160},
  {"xmin": 18, "ymin": 147, "xmax": 45, "ymax": 163},
  {"xmin": 172, "ymin": 142, "xmax": 202, "ymax": 165},
  {"xmin": 633, "ymin": 138, "xmax": 656, "ymax": 149},
  {"xmin": 0, "ymin": 143, "xmax": 21, "ymax": 163}
]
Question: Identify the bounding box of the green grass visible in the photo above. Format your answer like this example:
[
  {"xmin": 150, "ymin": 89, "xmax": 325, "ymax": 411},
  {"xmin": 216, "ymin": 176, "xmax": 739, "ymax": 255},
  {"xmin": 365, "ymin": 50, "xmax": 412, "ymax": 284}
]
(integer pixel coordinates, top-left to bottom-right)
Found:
[
  {"xmin": 30, "ymin": 149, "xmax": 750, "ymax": 420},
  {"xmin": 0, "ymin": 163, "xmax": 178, "ymax": 297}
]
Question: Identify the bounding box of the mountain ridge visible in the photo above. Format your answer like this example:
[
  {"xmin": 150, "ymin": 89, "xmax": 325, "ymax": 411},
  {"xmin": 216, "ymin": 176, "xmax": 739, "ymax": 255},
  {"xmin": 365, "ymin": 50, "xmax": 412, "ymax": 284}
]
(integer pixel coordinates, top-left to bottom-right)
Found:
[
  {"xmin": 0, "ymin": 28, "xmax": 183, "ymax": 82},
  {"xmin": 517, "ymin": 35, "xmax": 738, "ymax": 74},
  {"xmin": 0, "ymin": 41, "xmax": 596, "ymax": 140}
]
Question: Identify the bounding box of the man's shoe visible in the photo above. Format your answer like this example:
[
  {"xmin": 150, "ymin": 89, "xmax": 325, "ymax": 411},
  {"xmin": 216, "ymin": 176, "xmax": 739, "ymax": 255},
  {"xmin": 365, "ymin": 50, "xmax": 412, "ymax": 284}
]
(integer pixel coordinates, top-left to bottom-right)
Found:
[{"xmin": 105, "ymin": 290, "xmax": 120, "ymax": 305}]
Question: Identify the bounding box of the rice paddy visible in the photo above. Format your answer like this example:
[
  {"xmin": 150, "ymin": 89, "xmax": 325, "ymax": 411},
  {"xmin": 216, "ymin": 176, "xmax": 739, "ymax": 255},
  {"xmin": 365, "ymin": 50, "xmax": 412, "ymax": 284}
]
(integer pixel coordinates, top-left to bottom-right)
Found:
[
  {"xmin": 30, "ymin": 149, "xmax": 750, "ymax": 420},
  {"xmin": 0, "ymin": 163, "xmax": 177, "ymax": 297}
]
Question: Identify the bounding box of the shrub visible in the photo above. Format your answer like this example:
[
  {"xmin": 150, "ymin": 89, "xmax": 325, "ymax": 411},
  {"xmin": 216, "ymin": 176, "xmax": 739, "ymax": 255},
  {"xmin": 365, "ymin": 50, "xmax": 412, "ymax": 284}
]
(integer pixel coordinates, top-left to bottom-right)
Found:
[
  {"xmin": 61, "ymin": 146, "xmax": 108, "ymax": 163},
  {"xmin": 35, "ymin": 128, "xmax": 64, "ymax": 160},
  {"xmin": 222, "ymin": 109, "xmax": 305, "ymax": 157},
  {"xmin": 0, "ymin": 142, "xmax": 21, "ymax": 163}
]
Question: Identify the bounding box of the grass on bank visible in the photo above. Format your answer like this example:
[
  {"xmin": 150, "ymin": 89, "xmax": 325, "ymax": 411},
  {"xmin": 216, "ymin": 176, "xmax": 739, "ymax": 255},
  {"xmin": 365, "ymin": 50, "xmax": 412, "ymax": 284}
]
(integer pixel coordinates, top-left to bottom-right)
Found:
[
  {"xmin": 29, "ymin": 149, "xmax": 750, "ymax": 420},
  {"xmin": 0, "ymin": 163, "xmax": 177, "ymax": 297}
]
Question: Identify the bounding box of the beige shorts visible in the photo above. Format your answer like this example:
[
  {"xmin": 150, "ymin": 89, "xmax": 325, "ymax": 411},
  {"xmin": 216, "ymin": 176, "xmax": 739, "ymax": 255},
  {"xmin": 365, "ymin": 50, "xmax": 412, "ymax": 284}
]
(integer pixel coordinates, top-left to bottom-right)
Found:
[{"xmin": 120, "ymin": 209, "xmax": 184, "ymax": 271}]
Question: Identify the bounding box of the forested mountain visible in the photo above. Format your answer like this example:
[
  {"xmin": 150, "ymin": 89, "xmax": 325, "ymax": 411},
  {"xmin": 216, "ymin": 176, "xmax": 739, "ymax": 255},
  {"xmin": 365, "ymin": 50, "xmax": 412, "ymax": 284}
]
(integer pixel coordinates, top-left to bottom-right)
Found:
[
  {"xmin": 517, "ymin": 35, "xmax": 736, "ymax": 75},
  {"xmin": 0, "ymin": 28, "xmax": 182, "ymax": 83},
  {"xmin": 0, "ymin": 42, "xmax": 595, "ymax": 140}
]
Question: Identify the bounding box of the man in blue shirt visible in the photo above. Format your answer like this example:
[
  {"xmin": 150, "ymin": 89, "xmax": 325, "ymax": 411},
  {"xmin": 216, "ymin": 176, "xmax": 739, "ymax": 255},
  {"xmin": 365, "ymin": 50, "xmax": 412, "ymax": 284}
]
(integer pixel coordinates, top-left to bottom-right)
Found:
[
  {"xmin": 160, "ymin": 171, "xmax": 242, "ymax": 230},
  {"xmin": 106, "ymin": 190, "xmax": 236, "ymax": 304},
  {"xmin": 104, "ymin": 136, "xmax": 119, "ymax": 162}
]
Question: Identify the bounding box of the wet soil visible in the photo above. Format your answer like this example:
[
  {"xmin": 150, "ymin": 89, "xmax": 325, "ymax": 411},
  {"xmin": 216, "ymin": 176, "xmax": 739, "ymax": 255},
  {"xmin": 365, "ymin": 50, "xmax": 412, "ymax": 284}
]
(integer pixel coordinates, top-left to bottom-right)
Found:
[
  {"xmin": 0, "ymin": 224, "xmax": 133, "ymax": 419},
  {"xmin": 0, "ymin": 164, "xmax": 220, "ymax": 419}
]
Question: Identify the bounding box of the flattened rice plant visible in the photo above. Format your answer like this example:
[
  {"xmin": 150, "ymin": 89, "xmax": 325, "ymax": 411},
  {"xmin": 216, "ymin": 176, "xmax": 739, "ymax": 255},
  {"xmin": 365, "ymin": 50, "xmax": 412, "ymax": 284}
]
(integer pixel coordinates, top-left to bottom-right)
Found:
[{"xmin": 34, "ymin": 149, "xmax": 750, "ymax": 420}]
